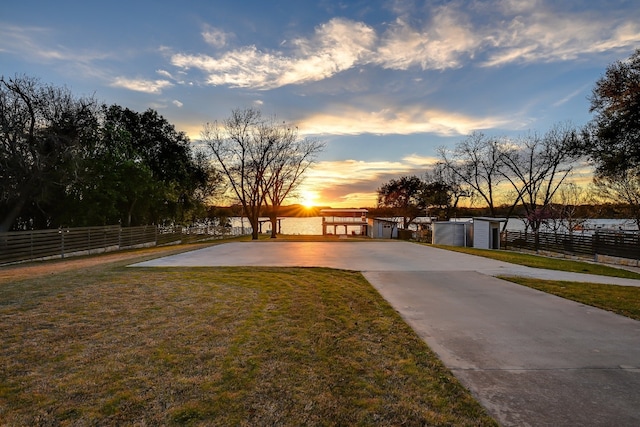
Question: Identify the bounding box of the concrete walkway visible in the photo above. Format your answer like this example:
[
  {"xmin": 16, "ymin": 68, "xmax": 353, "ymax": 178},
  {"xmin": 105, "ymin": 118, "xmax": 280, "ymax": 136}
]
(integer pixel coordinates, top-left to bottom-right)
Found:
[{"xmin": 132, "ymin": 241, "xmax": 640, "ymax": 426}]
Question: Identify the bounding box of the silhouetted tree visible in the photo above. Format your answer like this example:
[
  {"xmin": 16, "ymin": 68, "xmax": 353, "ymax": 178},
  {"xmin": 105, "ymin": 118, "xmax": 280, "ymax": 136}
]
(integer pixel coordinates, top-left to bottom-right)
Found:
[
  {"xmin": 260, "ymin": 121, "xmax": 323, "ymax": 238},
  {"xmin": 584, "ymin": 49, "xmax": 640, "ymax": 176},
  {"xmin": 424, "ymin": 162, "xmax": 471, "ymax": 220},
  {"xmin": 202, "ymin": 108, "xmax": 320, "ymax": 239},
  {"xmin": 0, "ymin": 74, "xmax": 99, "ymax": 231},
  {"xmin": 437, "ymin": 132, "xmax": 505, "ymax": 217},
  {"xmin": 500, "ymin": 125, "xmax": 581, "ymax": 249},
  {"xmin": 377, "ymin": 175, "xmax": 427, "ymax": 228},
  {"xmin": 592, "ymin": 168, "xmax": 640, "ymax": 230}
]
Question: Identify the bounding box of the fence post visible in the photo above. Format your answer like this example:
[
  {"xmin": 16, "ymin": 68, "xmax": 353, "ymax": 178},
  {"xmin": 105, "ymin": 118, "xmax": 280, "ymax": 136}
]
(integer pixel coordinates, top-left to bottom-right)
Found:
[
  {"xmin": 60, "ymin": 228, "xmax": 65, "ymax": 259},
  {"xmin": 593, "ymin": 231, "xmax": 599, "ymax": 262}
]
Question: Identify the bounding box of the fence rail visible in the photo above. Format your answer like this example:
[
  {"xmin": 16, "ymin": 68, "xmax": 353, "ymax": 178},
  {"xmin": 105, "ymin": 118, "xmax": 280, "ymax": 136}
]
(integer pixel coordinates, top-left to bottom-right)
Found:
[
  {"xmin": 0, "ymin": 225, "xmax": 246, "ymax": 265},
  {"xmin": 503, "ymin": 230, "xmax": 640, "ymax": 262}
]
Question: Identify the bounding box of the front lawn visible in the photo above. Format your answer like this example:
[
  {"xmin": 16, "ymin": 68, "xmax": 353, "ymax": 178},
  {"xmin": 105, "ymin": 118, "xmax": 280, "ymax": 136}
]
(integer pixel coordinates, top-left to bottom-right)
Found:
[{"xmin": 0, "ymin": 249, "xmax": 495, "ymax": 426}]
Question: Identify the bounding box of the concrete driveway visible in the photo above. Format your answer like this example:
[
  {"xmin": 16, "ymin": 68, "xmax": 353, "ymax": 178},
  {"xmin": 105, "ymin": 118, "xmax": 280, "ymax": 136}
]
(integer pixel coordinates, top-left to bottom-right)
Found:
[{"xmin": 132, "ymin": 241, "xmax": 640, "ymax": 426}]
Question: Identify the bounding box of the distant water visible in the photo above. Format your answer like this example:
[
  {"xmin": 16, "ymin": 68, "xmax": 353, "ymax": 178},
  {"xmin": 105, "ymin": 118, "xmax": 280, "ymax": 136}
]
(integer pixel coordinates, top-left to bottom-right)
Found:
[
  {"xmin": 230, "ymin": 217, "xmax": 322, "ymax": 235},
  {"xmin": 229, "ymin": 216, "xmax": 638, "ymax": 235}
]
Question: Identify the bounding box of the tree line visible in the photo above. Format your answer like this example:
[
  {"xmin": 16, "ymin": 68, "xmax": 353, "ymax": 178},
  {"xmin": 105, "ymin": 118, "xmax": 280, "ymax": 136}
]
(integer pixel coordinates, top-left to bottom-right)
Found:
[
  {"xmin": 377, "ymin": 49, "xmax": 640, "ymax": 233},
  {"xmin": 0, "ymin": 75, "xmax": 223, "ymax": 232},
  {"xmin": 0, "ymin": 75, "xmax": 323, "ymax": 238}
]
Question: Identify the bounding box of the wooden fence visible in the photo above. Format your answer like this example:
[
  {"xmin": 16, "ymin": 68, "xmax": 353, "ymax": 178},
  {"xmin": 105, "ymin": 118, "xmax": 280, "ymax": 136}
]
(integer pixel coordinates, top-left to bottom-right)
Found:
[
  {"xmin": 0, "ymin": 224, "xmax": 245, "ymax": 265},
  {"xmin": 503, "ymin": 230, "xmax": 640, "ymax": 261}
]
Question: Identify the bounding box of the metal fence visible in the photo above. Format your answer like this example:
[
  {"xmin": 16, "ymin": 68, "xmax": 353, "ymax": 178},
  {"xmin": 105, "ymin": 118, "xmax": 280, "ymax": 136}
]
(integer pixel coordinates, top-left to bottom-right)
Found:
[
  {"xmin": 0, "ymin": 224, "xmax": 246, "ymax": 265},
  {"xmin": 503, "ymin": 230, "xmax": 640, "ymax": 261}
]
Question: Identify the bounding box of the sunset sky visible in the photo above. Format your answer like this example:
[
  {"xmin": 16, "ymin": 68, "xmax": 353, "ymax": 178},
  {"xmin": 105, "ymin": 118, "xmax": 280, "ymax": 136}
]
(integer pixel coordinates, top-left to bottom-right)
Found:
[{"xmin": 2, "ymin": 1, "xmax": 639, "ymax": 207}]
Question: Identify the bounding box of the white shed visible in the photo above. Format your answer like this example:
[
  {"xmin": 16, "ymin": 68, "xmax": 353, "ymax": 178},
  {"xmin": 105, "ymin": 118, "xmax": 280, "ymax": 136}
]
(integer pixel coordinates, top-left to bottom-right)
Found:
[
  {"xmin": 473, "ymin": 217, "xmax": 507, "ymax": 249},
  {"xmin": 368, "ymin": 218, "xmax": 398, "ymax": 239}
]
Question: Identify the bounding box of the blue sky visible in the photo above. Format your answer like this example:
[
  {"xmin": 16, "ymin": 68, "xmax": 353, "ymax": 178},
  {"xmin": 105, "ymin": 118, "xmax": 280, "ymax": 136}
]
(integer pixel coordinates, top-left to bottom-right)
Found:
[{"xmin": 2, "ymin": 0, "xmax": 639, "ymax": 207}]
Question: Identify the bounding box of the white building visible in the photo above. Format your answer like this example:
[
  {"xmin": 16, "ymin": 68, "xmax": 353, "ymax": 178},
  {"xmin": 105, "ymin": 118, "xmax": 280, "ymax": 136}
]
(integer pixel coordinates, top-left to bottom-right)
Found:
[{"xmin": 472, "ymin": 217, "xmax": 507, "ymax": 249}]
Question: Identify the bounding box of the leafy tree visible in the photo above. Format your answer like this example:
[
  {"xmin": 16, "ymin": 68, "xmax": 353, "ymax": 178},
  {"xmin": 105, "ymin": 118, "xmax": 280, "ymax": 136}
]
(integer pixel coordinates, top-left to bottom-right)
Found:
[
  {"xmin": 0, "ymin": 74, "xmax": 99, "ymax": 231},
  {"xmin": 424, "ymin": 163, "xmax": 470, "ymax": 220},
  {"xmin": 585, "ymin": 49, "xmax": 640, "ymax": 176},
  {"xmin": 84, "ymin": 105, "xmax": 209, "ymax": 226},
  {"xmin": 377, "ymin": 175, "xmax": 427, "ymax": 228}
]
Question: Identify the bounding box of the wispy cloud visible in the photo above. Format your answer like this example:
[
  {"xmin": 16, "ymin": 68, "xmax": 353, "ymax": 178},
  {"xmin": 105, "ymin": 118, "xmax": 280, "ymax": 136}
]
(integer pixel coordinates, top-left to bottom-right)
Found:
[
  {"xmin": 169, "ymin": 1, "xmax": 640, "ymax": 91},
  {"xmin": 0, "ymin": 23, "xmax": 113, "ymax": 64},
  {"xmin": 374, "ymin": 7, "xmax": 481, "ymax": 70},
  {"xmin": 299, "ymin": 104, "xmax": 513, "ymax": 137},
  {"xmin": 172, "ymin": 18, "xmax": 376, "ymax": 89},
  {"xmin": 110, "ymin": 77, "xmax": 173, "ymax": 94},
  {"xmin": 202, "ymin": 25, "xmax": 233, "ymax": 48},
  {"xmin": 552, "ymin": 84, "xmax": 590, "ymax": 108},
  {"xmin": 482, "ymin": 6, "xmax": 640, "ymax": 66}
]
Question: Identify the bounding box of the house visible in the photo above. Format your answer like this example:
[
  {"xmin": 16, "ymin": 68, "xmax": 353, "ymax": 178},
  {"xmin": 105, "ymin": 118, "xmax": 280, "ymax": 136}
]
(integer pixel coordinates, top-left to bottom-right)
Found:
[{"xmin": 320, "ymin": 209, "xmax": 368, "ymax": 236}]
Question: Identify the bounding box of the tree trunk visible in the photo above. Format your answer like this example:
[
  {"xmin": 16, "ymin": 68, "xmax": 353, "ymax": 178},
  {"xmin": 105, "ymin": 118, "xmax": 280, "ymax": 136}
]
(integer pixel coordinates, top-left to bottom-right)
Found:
[
  {"xmin": 248, "ymin": 214, "xmax": 260, "ymax": 240},
  {"xmin": 269, "ymin": 207, "xmax": 279, "ymax": 238}
]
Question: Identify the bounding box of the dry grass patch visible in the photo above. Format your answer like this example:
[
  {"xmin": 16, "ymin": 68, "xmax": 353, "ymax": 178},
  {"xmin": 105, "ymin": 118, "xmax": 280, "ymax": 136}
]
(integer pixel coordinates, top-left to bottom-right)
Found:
[{"xmin": 0, "ymin": 257, "xmax": 495, "ymax": 426}]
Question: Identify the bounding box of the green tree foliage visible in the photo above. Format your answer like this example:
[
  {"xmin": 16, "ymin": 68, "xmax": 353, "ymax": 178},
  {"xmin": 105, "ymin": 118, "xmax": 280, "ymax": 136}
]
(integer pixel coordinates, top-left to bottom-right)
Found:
[
  {"xmin": 377, "ymin": 176, "xmax": 428, "ymax": 228},
  {"xmin": 424, "ymin": 163, "xmax": 470, "ymax": 220},
  {"xmin": 82, "ymin": 105, "xmax": 211, "ymax": 226},
  {"xmin": 0, "ymin": 75, "xmax": 217, "ymax": 230},
  {"xmin": 586, "ymin": 49, "xmax": 640, "ymax": 176},
  {"xmin": 0, "ymin": 75, "xmax": 100, "ymax": 231}
]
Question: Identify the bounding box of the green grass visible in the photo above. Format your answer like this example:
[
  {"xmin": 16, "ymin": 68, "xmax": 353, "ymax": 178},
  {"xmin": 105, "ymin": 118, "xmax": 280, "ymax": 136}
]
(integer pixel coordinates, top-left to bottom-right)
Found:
[
  {"xmin": 499, "ymin": 276, "xmax": 640, "ymax": 321},
  {"xmin": 433, "ymin": 244, "xmax": 640, "ymax": 321},
  {"xmin": 0, "ymin": 246, "xmax": 496, "ymax": 426},
  {"xmin": 431, "ymin": 244, "xmax": 640, "ymax": 279}
]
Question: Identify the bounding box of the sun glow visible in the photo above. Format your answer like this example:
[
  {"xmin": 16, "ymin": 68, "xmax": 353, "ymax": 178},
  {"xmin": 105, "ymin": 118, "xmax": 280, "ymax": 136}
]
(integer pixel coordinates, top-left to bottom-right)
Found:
[{"xmin": 300, "ymin": 190, "xmax": 319, "ymax": 208}]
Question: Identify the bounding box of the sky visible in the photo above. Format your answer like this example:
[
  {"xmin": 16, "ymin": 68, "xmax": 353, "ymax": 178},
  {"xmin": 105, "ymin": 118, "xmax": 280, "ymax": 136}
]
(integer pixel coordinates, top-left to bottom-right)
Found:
[{"xmin": 2, "ymin": 0, "xmax": 640, "ymax": 208}]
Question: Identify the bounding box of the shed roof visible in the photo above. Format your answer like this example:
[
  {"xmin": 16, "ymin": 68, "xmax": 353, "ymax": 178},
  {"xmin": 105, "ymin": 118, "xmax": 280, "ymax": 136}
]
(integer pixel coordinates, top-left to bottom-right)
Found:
[{"xmin": 473, "ymin": 217, "xmax": 508, "ymax": 222}]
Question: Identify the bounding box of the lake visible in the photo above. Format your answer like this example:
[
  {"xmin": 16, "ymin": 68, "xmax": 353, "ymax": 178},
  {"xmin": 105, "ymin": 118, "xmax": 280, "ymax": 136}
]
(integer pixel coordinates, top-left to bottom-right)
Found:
[{"xmin": 230, "ymin": 217, "xmax": 638, "ymax": 235}]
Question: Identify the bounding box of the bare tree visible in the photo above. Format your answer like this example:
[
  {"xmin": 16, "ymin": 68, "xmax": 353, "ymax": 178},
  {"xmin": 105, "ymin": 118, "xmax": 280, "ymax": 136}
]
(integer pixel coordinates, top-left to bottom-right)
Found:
[
  {"xmin": 500, "ymin": 125, "xmax": 581, "ymax": 241},
  {"xmin": 261, "ymin": 121, "xmax": 323, "ymax": 238},
  {"xmin": 593, "ymin": 168, "xmax": 640, "ymax": 230},
  {"xmin": 202, "ymin": 107, "xmax": 322, "ymax": 239},
  {"xmin": 547, "ymin": 182, "xmax": 591, "ymax": 234},
  {"xmin": 438, "ymin": 132, "xmax": 505, "ymax": 217}
]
